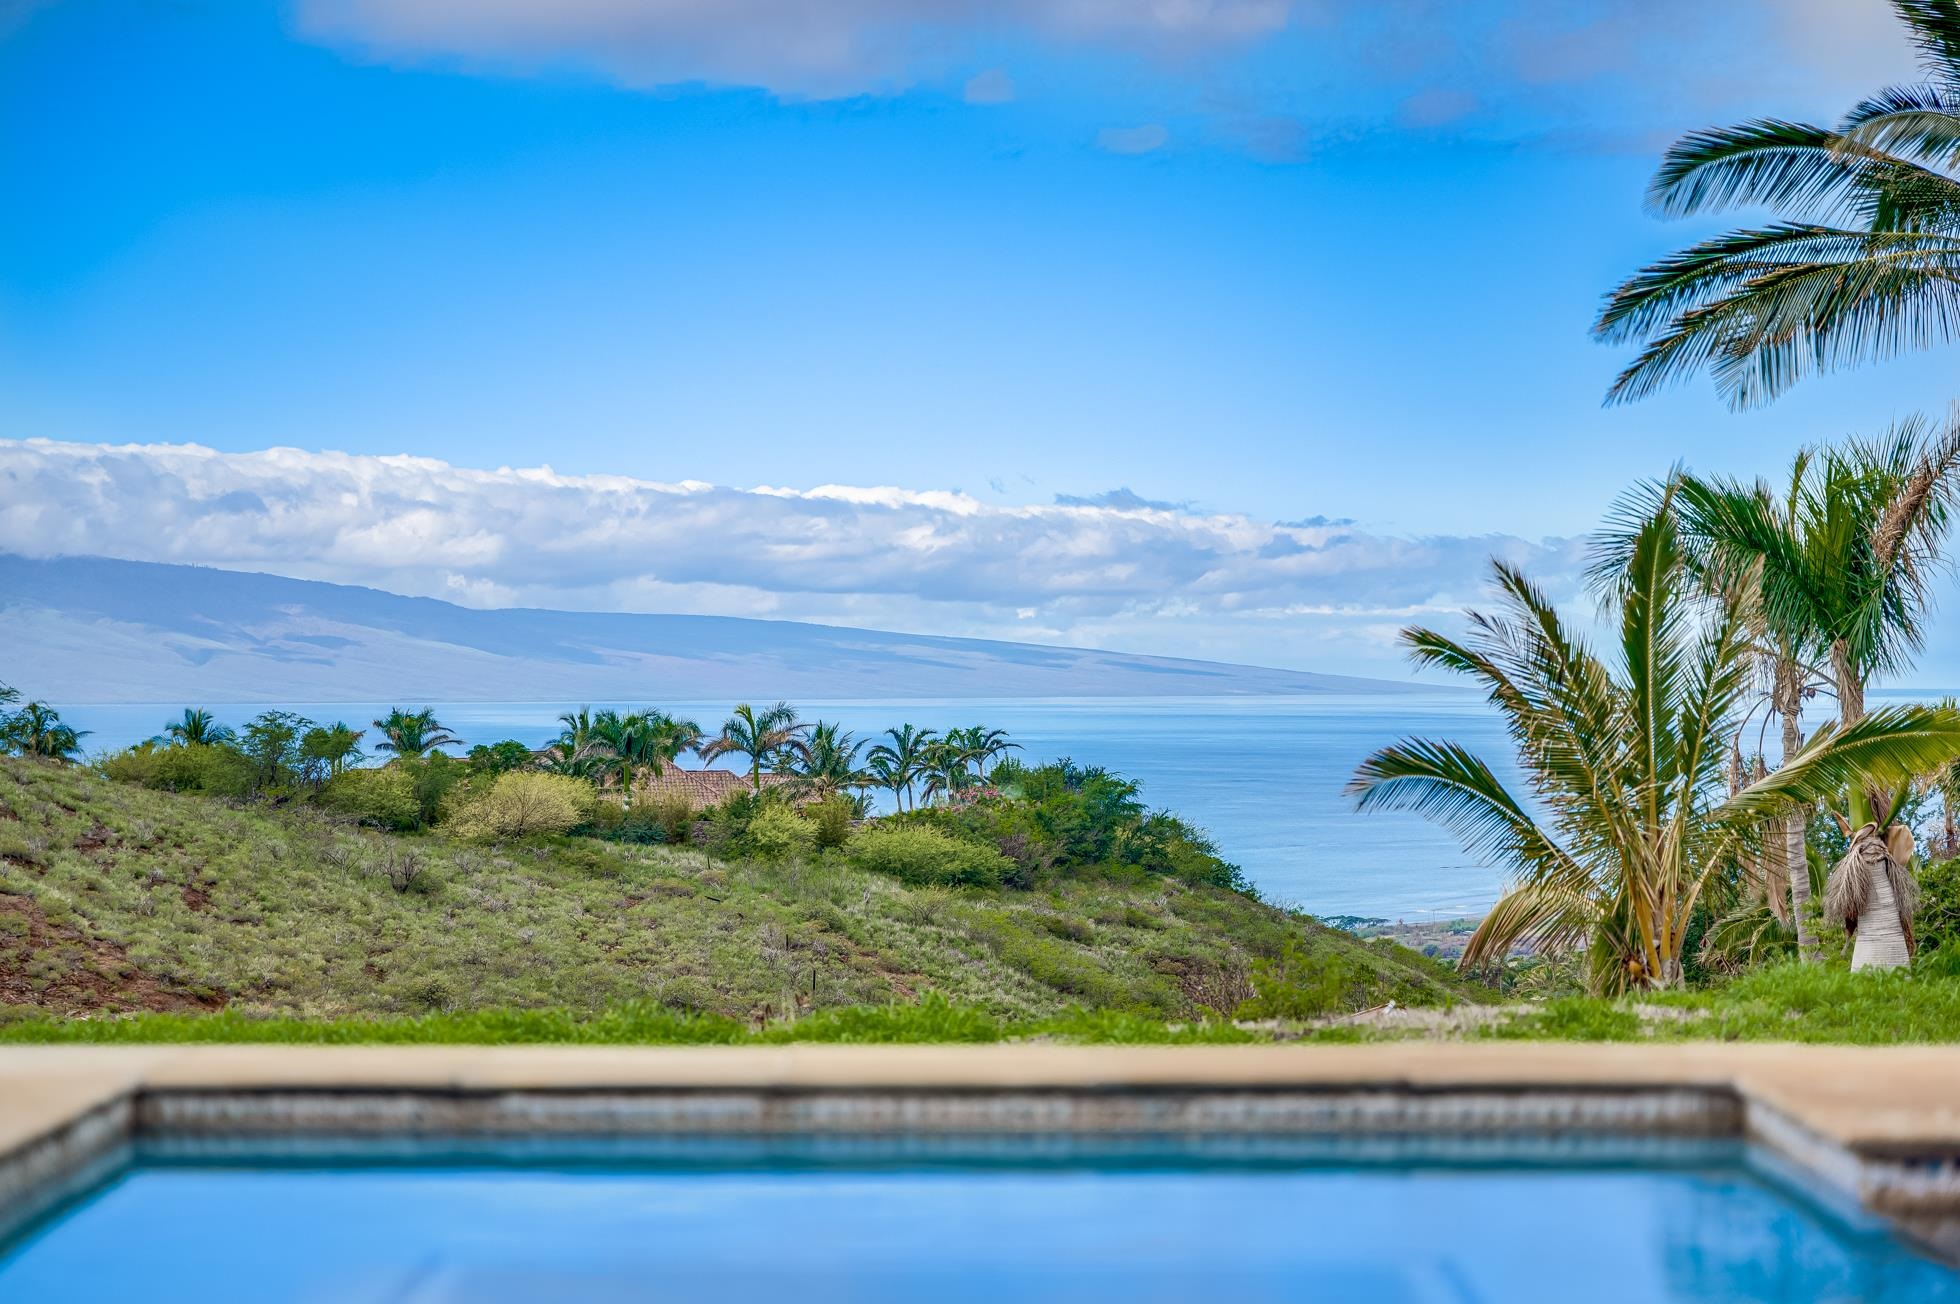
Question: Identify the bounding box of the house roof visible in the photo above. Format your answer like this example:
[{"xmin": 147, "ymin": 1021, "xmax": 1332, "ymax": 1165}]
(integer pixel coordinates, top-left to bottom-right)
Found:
[{"xmin": 635, "ymin": 767, "xmax": 793, "ymax": 809}]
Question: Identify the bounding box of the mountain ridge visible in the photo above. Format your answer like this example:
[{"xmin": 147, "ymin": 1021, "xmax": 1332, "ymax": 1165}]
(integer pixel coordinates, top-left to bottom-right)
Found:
[{"xmin": 0, "ymin": 554, "xmax": 1433, "ymax": 703}]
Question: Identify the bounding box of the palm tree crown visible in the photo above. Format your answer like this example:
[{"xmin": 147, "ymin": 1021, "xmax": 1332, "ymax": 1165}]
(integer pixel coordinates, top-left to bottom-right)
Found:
[
  {"xmin": 1596, "ymin": 1, "xmax": 1960, "ymax": 408},
  {"xmin": 162, "ymin": 708, "xmax": 233, "ymax": 747},
  {"xmin": 700, "ymin": 702, "xmax": 805, "ymax": 792},
  {"xmin": 371, "ymin": 708, "xmax": 463, "ymax": 760}
]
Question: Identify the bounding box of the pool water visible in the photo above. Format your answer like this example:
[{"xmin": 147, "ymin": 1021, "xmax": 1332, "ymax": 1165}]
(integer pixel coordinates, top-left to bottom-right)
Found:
[{"xmin": 1, "ymin": 1137, "xmax": 1955, "ymax": 1302}]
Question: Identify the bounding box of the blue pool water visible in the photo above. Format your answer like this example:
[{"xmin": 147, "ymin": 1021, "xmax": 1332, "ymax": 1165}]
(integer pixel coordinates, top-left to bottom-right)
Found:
[
  {"xmin": 58, "ymin": 694, "xmax": 1519, "ymax": 919},
  {"xmin": 2, "ymin": 1137, "xmax": 1955, "ymax": 1302}
]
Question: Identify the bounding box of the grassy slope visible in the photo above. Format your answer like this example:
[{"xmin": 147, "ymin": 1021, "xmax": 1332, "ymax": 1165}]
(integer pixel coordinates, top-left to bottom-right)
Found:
[{"xmin": 0, "ymin": 759, "xmax": 1476, "ymax": 1025}]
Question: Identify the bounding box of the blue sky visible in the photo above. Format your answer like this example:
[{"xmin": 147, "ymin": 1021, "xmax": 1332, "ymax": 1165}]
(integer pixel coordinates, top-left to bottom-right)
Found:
[{"xmin": 6, "ymin": 0, "xmax": 1960, "ymax": 680}]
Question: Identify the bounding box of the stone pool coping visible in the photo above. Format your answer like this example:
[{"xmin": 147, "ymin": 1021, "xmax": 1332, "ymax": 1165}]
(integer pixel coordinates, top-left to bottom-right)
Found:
[{"xmin": 3, "ymin": 1043, "xmax": 1959, "ymax": 1257}]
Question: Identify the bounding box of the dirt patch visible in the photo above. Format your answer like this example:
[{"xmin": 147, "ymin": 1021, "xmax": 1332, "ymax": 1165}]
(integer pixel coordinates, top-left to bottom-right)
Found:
[
  {"xmin": 74, "ymin": 822, "xmax": 113, "ymax": 855},
  {"xmin": 0, "ymin": 893, "xmax": 224, "ymax": 1014},
  {"xmin": 180, "ymin": 884, "xmax": 209, "ymax": 912}
]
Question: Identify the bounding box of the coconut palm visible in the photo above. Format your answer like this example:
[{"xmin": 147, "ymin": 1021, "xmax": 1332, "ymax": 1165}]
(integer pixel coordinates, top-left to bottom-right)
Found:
[
  {"xmin": 952, "ymin": 726, "xmax": 1019, "ymax": 781},
  {"xmin": 371, "ymin": 708, "xmax": 462, "ymax": 760},
  {"xmin": 1825, "ymin": 820, "xmax": 1923, "ymax": 969},
  {"xmin": 161, "ymin": 708, "xmax": 233, "ymax": 747},
  {"xmin": 700, "ymin": 701, "xmax": 805, "ymax": 793},
  {"xmin": 4, "ymin": 701, "xmax": 88, "ymax": 763},
  {"xmin": 1595, "ymin": 1, "xmax": 1960, "ymax": 408},
  {"xmin": 1595, "ymin": 422, "xmax": 1960, "ymax": 964},
  {"xmin": 867, "ymin": 724, "xmax": 936, "ymax": 811},
  {"xmin": 785, "ymin": 722, "xmax": 869, "ymax": 802},
  {"xmin": 1349, "ymin": 503, "xmax": 1960, "ymax": 992}
]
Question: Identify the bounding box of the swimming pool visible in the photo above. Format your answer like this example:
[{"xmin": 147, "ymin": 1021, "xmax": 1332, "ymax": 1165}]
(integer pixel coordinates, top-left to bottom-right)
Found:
[{"xmin": 2, "ymin": 1135, "xmax": 1954, "ymax": 1302}]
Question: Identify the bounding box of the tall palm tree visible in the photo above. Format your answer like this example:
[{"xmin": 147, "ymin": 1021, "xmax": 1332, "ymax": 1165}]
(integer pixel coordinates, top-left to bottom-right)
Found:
[
  {"xmin": 700, "ymin": 701, "xmax": 804, "ymax": 792},
  {"xmin": 162, "ymin": 708, "xmax": 233, "ymax": 747},
  {"xmin": 371, "ymin": 708, "xmax": 462, "ymax": 761},
  {"xmin": 4, "ymin": 702, "xmax": 88, "ymax": 763},
  {"xmin": 1598, "ymin": 423, "xmax": 1960, "ymax": 962},
  {"xmin": 785, "ymin": 722, "xmax": 869, "ymax": 802},
  {"xmin": 1596, "ymin": 1, "xmax": 1960, "ymax": 408},
  {"xmin": 867, "ymin": 724, "xmax": 936, "ymax": 811},
  {"xmin": 1349, "ymin": 503, "xmax": 1960, "ymax": 992}
]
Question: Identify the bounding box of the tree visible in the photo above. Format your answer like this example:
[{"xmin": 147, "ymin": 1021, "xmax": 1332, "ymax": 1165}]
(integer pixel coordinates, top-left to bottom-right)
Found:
[
  {"xmin": 785, "ymin": 721, "xmax": 868, "ymax": 802},
  {"xmin": 239, "ymin": 711, "xmax": 315, "ymax": 789},
  {"xmin": 300, "ymin": 722, "xmax": 366, "ymax": 781},
  {"xmin": 4, "ymin": 701, "xmax": 87, "ymax": 763},
  {"xmin": 867, "ymin": 724, "xmax": 936, "ymax": 812},
  {"xmin": 371, "ymin": 708, "xmax": 462, "ymax": 761},
  {"xmin": 467, "ymin": 739, "xmax": 534, "ymax": 776},
  {"xmin": 1596, "ymin": 1, "xmax": 1960, "ymax": 408},
  {"xmin": 161, "ymin": 708, "xmax": 233, "ymax": 748},
  {"xmin": 575, "ymin": 709, "xmax": 703, "ymax": 811},
  {"xmin": 1348, "ymin": 504, "xmax": 1960, "ymax": 992},
  {"xmin": 700, "ymin": 702, "xmax": 804, "ymax": 793}
]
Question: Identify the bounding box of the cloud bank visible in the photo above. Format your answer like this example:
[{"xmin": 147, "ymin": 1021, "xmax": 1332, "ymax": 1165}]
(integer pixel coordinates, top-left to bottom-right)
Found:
[
  {"xmin": 0, "ymin": 439, "xmax": 1582, "ymax": 675},
  {"xmin": 295, "ymin": 0, "xmax": 1910, "ymax": 139}
]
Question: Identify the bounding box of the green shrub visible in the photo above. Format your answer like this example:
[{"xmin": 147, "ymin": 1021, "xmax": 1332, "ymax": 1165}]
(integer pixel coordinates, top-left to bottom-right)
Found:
[
  {"xmin": 101, "ymin": 741, "xmax": 255, "ymax": 798},
  {"xmin": 1237, "ymin": 938, "xmax": 1369, "ymax": 1020},
  {"xmin": 319, "ymin": 767, "xmax": 423, "ymax": 831},
  {"xmin": 808, "ymin": 798, "xmax": 853, "ymax": 851},
  {"xmin": 443, "ymin": 772, "xmax": 594, "ymax": 841},
  {"xmin": 1918, "ymin": 856, "xmax": 1960, "ymax": 954},
  {"xmin": 649, "ymin": 794, "xmax": 698, "ymax": 845},
  {"xmin": 744, "ymin": 803, "xmax": 815, "ymax": 863},
  {"xmin": 847, "ymin": 823, "xmax": 1008, "ymax": 888}
]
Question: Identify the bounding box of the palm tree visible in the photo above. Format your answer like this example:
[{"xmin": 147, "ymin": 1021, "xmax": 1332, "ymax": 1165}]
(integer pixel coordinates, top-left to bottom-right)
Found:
[
  {"xmin": 162, "ymin": 708, "xmax": 233, "ymax": 747},
  {"xmin": 1596, "ymin": 1, "xmax": 1960, "ymax": 408},
  {"xmin": 951, "ymin": 726, "xmax": 1018, "ymax": 784},
  {"xmin": 575, "ymin": 709, "xmax": 704, "ymax": 810},
  {"xmin": 1617, "ymin": 424, "xmax": 1960, "ymax": 961},
  {"xmin": 299, "ymin": 722, "xmax": 365, "ymax": 779},
  {"xmin": 785, "ymin": 722, "xmax": 869, "ymax": 802},
  {"xmin": 5, "ymin": 701, "xmax": 88, "ymax": 763},
  {"xmin": 1349, "ymin": 503, "xmax": 1960, "ymax": 992},
  {"xmin": 700, "ymin": 702, "xmax": 804, "ymax": 792},
  {"xmin": 867, "ymin": 724, "xmax": 936, "ymax": 811},
  {"xmin": 371, "ymin": 708, "xmax": 462, "ymax": 761}
]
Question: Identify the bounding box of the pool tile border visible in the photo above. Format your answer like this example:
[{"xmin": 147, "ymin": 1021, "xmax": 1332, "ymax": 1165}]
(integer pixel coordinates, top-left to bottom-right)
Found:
[{"xmin": 2, "ymin": 1044, "xmax": 1958, "ymax": 1260}]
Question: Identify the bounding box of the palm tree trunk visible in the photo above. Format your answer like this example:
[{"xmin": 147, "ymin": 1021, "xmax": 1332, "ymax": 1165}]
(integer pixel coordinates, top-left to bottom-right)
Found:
[
  {"xmin": 1775, "ymin": 661, "xmax": 1819, "ymax": 963},
  {"xmin": 1831, "ymin": 638, "xmax": 1865, "ymax": 725},
  {"xmin": 1850, "ymin": 863, "xmax": 1913, "ymax": 970}
]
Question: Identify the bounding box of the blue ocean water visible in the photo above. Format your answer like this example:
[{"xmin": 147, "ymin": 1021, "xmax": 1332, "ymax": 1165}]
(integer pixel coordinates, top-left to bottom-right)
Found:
[
  {"xmin": 2, "ymin": 1137, "xmax": 1954, "ymax": 1302},
  {"xmin": 58, "ymin": 695, "xmax": 1516, "ymax": 920}
]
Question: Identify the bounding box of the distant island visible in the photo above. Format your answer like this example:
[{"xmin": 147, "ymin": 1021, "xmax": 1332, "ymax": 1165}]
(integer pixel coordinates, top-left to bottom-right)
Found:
[{"xmin": 0, "ymin": 554, "xmax": 1431, "ymax": 703}]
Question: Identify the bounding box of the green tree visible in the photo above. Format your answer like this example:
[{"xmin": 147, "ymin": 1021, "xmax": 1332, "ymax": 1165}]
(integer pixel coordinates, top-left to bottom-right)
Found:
[
  {"xmin": 577, "ymin": 709, "xmax": 702, "ymax": 811},
  {"xmin": 700, "ymin": 701, "xmax": 804, "ymax": 793},
  {"xmin": 299, "ymin": 722, "xmax": 366, "ymax": 781},
  {"xmin": 4, "ymin": 701, "xmax": 87, "ymax": 763},
  {"xmin": 867, "ymin": 724, "xmax": 936, "ymax": 811},
  {"xmin": 161, "ymin": 708, "xmax": 234, "ymax": 747},
  {"xmin": 371, "ymin": 708, "xmax": 462, "ymax": 761},
  {"xmin": 1349, "ymin": 503, "xmax": 1960, "ymax": 992},
  {"xmin": 784, "ymin": 721, "xmax": 869, "ymax": 803},
  {"xmin": 239, "ymin": 711, "xmax": 315, "ymax": 789},
  {"xmin": 1606, "ymin": 423, "xmax": 1960, "ymax": 961},
  {"xmin": 466, "ymin": 739, "xmax": 535, "ymax": 776},
  {"xmin": 1596, "ymin": 1, "xmax": 1960, "ymax": 408}
]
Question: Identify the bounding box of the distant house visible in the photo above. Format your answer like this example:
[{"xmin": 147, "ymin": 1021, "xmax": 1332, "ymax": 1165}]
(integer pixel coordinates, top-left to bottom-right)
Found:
[{"xmin": 635, "ymin": 767, "xmax": 797, "ymax": 810}]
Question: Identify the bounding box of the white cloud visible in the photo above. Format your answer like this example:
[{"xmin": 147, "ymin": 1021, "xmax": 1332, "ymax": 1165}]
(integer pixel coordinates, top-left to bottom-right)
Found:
[
  {"xmin": 298, "ymin": 0, "xmax": 1289, "ymax": 98},
  {"xmin": 0, "ymin": 438, "xmax": 1585, "ymax": 675}
]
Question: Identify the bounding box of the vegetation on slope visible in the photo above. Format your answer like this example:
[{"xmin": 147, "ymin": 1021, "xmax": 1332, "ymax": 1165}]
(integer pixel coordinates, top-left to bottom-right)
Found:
[{"xmin": 0, "ymin": 758, "xmax": 1476, "ymax": 1027}]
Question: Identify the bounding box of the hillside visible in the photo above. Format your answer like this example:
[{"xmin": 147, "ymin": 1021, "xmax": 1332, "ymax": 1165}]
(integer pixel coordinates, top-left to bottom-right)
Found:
[
  {"xmin": 0, "ymin": 554, "xmax": 1428, "ymax": 703},
  {"xmin": 0, "ymin": 758, "xmax": 1478, "ymax": 1024}
]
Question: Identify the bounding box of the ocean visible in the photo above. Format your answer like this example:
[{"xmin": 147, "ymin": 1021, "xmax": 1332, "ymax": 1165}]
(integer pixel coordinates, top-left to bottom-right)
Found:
[{"xmin": 57, "ymin": 695, "xmax": 1516, "ymax": 921}]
